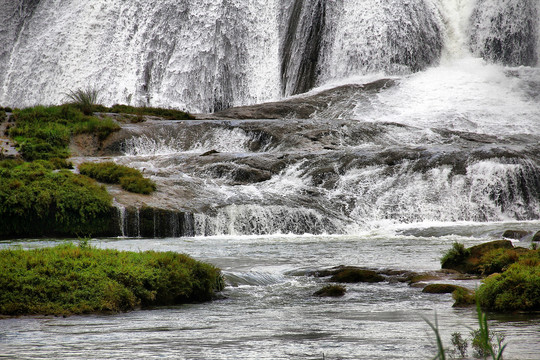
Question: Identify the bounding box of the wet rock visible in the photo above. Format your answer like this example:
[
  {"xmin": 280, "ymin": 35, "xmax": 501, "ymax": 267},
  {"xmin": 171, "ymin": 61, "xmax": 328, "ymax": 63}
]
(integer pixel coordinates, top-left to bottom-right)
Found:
[
  {"xmin": 313, "ymin": 284, "xmax": 346, "ymax": 297},
  {"xmin": 502, "ymin": 229, "xmax": 531, "ymax": 240},
  {"xmin": 209, "ymin": 79, "xmax": 395, "ymax": 120},
  {"xmin": 207, "ymin": 163, "xmax": 272, "ymax": 184},
  {"xmin": 532, "ymin": 231, "xmax": 540, "ymax": 242},
  {"xmin": 328, "ymin": 267, "xmax": 385, "ymax": 283}
]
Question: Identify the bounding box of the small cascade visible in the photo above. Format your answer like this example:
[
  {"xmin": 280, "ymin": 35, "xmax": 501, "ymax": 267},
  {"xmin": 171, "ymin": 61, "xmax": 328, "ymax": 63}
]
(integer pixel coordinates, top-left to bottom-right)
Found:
[
  {"xmin": 118, "ymin": 206, "xmax": 127, "ymax": 237},
  {"xmin": 193, "ymin": 205, "xmax": 342, "ymax": 236},
  {"xmin": 225, "ymin": 271, "xmax": 286, "ymax": 287}
]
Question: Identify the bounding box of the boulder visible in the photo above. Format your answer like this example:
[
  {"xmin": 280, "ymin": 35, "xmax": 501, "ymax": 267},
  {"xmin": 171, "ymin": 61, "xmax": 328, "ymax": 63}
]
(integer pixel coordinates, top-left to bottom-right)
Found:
[
  {"xmin": 532, "ymin": 231, "xmax": 540, "ymax": 242},
  {"xmin": 313, "ymin": 284, "xmax": 346, "ymax": 297},
  {"xmin": 330, "ymin": 267, "xmax": 385, "ymax": 283},
  {"xmin": 502, "ymin": 229, "xmax": 531, "ymax": 240}
]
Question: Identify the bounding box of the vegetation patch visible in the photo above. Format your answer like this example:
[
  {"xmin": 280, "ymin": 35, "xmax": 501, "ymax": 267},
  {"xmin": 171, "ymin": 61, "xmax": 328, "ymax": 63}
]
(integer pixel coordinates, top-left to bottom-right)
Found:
[
  {"xmin": 476, "ymin": 250, "xmax": 540, "ymax": 312},
  {"xmin": 0, "ymin": 160, "xmax": 113, "ymax": 238},
  {"xmin": 108, "ymin": 104, "xmax": 195, "ymax": 120},
  {"xmin": 9, "ymin": 104, "xmax": 120, "ymax": 161},
  {"xmin": 0, "ymin": 243, "xmax": 224, "ymax": 316},
  {"xmin": 452, "ymin": 287, "xmax": 475, "ymax": 307},
  {"xmin": 79, "ymin": 161, "xmax": 156, "ymax": 194}
]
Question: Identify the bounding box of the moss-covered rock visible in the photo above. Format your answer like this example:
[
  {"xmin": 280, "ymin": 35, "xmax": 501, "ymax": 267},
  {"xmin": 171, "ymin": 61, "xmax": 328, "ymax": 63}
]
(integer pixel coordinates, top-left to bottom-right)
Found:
[
  {"xmin": 329, "ymin": 267, "xmax": 385, "ymax": 283},
  {"xmin": 313, "ymin": 284, "xmax": 346, "ymax": 297},
  {"xmin": 422, "ymin": 283, "xmax": 467, "ymax": 294},
  {"xmin": 441, "ymin": 240, "xmax": 514, "ymax": 274},
  {"xmin": 452, "ymin": 287, "xmax": 476, "ymax": 307}
]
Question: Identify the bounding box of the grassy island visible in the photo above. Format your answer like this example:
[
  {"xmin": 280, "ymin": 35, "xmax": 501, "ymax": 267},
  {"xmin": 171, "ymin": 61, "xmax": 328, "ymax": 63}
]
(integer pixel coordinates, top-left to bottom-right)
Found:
[
  {"xmin": 441, "ymin": 241, "xmax": 540, "ymax": 312},
  {"xmin": 0, "ymin": 243, "xmax": 224, "ymax": 316}
]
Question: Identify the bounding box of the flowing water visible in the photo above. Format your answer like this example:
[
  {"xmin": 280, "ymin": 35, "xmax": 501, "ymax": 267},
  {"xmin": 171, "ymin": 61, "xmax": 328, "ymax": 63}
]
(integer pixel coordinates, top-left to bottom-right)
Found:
[
  {"xmin": 2, "ymin": 228, "xmax": 540, "ymax": 360},
  {"xmin": 1, "ymin": 0, "xmax": 540, "ymax": 359}
]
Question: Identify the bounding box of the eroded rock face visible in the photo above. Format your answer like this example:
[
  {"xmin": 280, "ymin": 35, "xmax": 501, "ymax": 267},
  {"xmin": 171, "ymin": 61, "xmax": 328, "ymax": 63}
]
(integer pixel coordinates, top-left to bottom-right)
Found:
[{"xmin": 207, "ymin": 79, "xmax": 396, "ymax": 120}]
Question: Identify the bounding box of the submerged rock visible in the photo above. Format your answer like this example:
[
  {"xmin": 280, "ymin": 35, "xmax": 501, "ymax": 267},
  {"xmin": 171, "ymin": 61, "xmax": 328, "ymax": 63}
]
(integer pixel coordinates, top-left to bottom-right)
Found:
[{"xmin": 313, "ymin": 284, "xmax": 346, "ymax": 297}]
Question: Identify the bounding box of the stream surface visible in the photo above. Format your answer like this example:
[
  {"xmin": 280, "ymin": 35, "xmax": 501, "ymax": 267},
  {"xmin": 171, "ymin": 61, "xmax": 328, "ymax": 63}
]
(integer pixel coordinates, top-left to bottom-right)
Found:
[{"xmin": 2, "ymin": 222, "xmax": 540, "ymax": 360}]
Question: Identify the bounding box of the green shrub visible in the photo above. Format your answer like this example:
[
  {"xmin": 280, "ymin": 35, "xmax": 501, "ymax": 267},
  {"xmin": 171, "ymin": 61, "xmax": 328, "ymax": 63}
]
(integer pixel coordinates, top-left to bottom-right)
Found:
[
  {"xmin": 440, "ymin": 242, "xmax": 470, "ymax": 267},
  {"xmin": 0, "ymin": 243, "xmax": 224, "ymax": 316},
  {"xmin": 79, "ymin": 161, "xmax": 156, "ymax": 194},
  {"xmin": 108, "ymin": 104, "xmax": 195, "ymax": 120},
  {"xmin": 0, "ymin": 160, "xmax": 113, "ymax": 237},
  {"xmin": 476, "ymin": 251, "xmax": 540, "ymax": 312}
]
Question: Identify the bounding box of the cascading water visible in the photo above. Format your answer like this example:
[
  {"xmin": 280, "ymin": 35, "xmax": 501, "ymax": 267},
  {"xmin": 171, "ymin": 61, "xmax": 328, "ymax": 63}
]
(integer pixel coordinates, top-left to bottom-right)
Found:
[
  {"xmin": 2, "ymin": 0, "xmax": 538, "ymax": 110},
  {"xmin": 1, "ymin": 0, "xmax": 539, "ymax": 235}
]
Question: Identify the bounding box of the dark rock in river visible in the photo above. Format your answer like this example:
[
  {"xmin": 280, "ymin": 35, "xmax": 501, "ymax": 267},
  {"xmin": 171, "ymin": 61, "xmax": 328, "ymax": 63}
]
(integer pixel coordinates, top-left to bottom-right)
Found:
[
  {"xmin": 329, "ymin": 267, "xmax": 385, "ymax": 283},
  {"xmin": 502, "ymin": 229, "xmax": 531, "ymax": 240},
  {"xmin": 313, "ymin": 284, "xmax": 346, "ymax": 297},
  {"xmin": 532, "ymin": 231, "xmax": 540, "ymax": 242}
]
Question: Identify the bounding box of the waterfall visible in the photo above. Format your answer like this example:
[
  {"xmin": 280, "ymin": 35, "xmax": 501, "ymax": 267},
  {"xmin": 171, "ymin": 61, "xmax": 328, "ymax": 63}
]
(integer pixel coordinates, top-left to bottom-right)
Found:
[
  {"xmin": 469, "ymin": 0, "xmax": 539, "ymax": 66},
  {"xmin": 1, "ymin": 0, "xmax": 538, "ymax": 110},
  {"xmin": 1, "ymin": 0, "xmax": 539, "ymax": 237}
]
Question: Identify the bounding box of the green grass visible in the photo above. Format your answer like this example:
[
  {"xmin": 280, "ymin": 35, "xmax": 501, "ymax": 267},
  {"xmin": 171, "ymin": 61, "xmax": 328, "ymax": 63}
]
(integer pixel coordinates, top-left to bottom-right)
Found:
[
  {"xmin": 108, "ymin": 104, "xmax": 195, "ymax": 120},
  {"xmin": 9, "ymin": 104, "xmax": 120, "ymax": 161},
  {"xmin": 79, "ymin": 162, "xmax": 156, "ymax": 194},
  {"xmin": 425, "ymin": 304, "xmax": 507, "ymax": 360},
  {"xmin": 0, "ymin": 243, "xmax": 224, "ymax": 316},
  {"xmin": 0, "ymin": 160, "xmax": 113, "ymax": 238}
]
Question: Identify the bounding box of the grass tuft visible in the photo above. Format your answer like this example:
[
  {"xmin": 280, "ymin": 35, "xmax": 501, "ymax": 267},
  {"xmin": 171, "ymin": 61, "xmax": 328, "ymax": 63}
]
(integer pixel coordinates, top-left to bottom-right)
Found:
[{"xmin": 65, "ymin": 88, "xmax": 100, "ymax": 115}]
